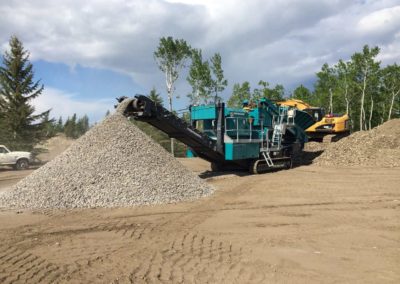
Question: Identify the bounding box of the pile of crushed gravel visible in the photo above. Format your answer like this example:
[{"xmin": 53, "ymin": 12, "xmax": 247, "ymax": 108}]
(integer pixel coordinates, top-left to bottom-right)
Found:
[
  {"xmin": 0, "ymin": 102, "xmax": 213, "ymax": 209},
  {"xmin": 293, "ymin": 142, "xmax": 327, "ymax": 167},
  {"xmin": 314, "ymin": 119, "xmax": 400, "ymax": 167}
]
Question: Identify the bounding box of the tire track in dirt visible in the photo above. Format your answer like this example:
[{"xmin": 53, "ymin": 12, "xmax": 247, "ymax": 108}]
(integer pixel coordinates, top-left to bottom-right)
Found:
[
  {"xmin": 0, "ymin": 246, "xmax": 62, "ymax": 284},
  {"xmin": 125, "ymin": 231, "xmax": 266, "ymax": 283},
  {"xmin": 0, "ymin": 178, "xmax": 268, "ymax": 283}
]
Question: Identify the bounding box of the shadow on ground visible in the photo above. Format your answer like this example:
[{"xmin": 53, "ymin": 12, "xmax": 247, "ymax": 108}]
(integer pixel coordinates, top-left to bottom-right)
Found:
[
  {"xmin": 197, "ymin": 149, "xmax": 325, "ymax": 178},
  {"xmin": 293, "ymin": 150, "xmax": 324, "ymax": 167},
  {"xmin": 198, "ymin": 170, "xmax": 250, "ymax": 179}
]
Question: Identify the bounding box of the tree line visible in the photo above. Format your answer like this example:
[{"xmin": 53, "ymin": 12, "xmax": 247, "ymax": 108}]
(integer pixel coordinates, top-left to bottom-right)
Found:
[
  {"xmin": 46, "ymin": 114, "xmax": 90, "ymax": 139},
  {"xmin": 0, "ymin": 36, "xmax": 91, "ymax": 153},
  {"xmin": 131, "ymin": 87, "xmax": 187, "ymax": 157},
  {"xmin": 1, "ymin": 35, "xmax": 399, "ymax": 156},
  {"xmin": 153, "ymin": 37, "xmax": 228, "ymax": 155},
  {"xmin": 154, "ymin": 37, "xmax": 400, "ymax": 140},
  {"xmin": 303, "ymin": 46, "xmax": 400, "ymax": 131}
]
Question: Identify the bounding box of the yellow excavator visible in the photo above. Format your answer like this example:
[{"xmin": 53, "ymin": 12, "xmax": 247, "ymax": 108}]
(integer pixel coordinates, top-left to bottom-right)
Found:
[{"xmin": 278, "ymin": 99, "xmax": 350, "ymax": 142}]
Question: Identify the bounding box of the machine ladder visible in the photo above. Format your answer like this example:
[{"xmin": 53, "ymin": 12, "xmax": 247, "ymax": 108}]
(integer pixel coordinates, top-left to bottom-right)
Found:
[
  {"xmin": 271, "ymin": 124, "xmax": 283, "ymax": 148},
  {"xmin": 270, "ymin": 107, "xmax": 287, "ymax": 149},
  {"xmin": 260, "ymin": 107, "xmax": 291, "ymax": 168},
  {"xmin": 261, "ymin": 151, "xmax": 274, "ymax": 167}
]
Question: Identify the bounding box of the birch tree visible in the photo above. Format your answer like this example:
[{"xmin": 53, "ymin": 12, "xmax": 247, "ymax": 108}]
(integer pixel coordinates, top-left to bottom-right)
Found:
[
  {"xmin": 154, "ymin": 37, "xmax": 191, "ymax": 156},
  {"xmin": 336, "ymin": 60, "xmax": 352, "ymax": 114},
  {"xmin": 350, "ymin": 45, "xmax": 380, "ymax": 130},
  {"xmin": 315, "ymin": 63, "xmax": 336, "ymax": 114},
  {"xmin": 210, "ymin": 53, "xmax": 227, "ymax": 103},
  {"xmin": 187, "ymin": 49, "xmax": 212, "ymax": 105},
  {"xmin": 382, "ymin": 63, "xmax": 400, "ymax": 121}
]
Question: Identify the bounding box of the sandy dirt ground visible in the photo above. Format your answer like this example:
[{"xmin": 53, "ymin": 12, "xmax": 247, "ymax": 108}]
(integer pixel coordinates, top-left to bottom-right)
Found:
[
  {"xmin": 0, "ymin": 159, "xmax": 399, "ymax": 283},
  {"xmin": 0, "ymin": 169, "xmax": 35, "ymax": 193}
]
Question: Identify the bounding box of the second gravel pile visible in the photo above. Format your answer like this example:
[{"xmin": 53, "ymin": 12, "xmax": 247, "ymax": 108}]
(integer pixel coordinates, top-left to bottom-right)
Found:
[
  {"xmin": 0, "ymin": 104, "xmax": 213, "ymax": 209},
  {"xmin": 314, "ymin": 119, "xmax": 400, "ymax": 167}
]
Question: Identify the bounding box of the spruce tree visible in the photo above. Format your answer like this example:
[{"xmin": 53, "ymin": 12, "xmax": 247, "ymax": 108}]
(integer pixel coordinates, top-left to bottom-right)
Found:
[
  {"xmin": 56, "ymin": 116, "xmax": 64, "ymax": 133},
  {"xmin": 76, "ymin": 115, "xmax": 89, "ymax": 137},
  {"xmin": 148, "ymin": 87, "xmax": 164, "ymax": 105},
  {"xmin": 0, "ymin": 36, "xmax": 51, "ymax": 151},
  {"xmin": 64, "ymin": 114, "xmax": 77, "ymax": 138}
]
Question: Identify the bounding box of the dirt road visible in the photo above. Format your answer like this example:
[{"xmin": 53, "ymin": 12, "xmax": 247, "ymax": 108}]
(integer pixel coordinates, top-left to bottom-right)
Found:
[
  {"xmin": 0, "ymin": 159, "xmax": 399, "ymax": 283},
  {"xmin": 0, "ymin": 169, "xmax": 35, "ymax": 193}
]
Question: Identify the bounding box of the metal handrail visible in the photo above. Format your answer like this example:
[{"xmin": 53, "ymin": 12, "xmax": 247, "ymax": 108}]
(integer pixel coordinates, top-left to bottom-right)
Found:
[{"xmin": 225, "ymin": 117, "xmax": 259, "ymax": 142}]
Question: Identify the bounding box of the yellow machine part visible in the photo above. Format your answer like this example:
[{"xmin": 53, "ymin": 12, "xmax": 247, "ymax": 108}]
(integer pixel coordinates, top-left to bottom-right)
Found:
[
  {"xmin": 277, "ymin": 99, "xmax": 310, "ymax": 110},
  {"xmin": 306, "ymin": 114, "xmax": 350, "ymax": 134},
  {"xmin": 278, "ymin": 99, "xmax": 350, "ymax": 141}
]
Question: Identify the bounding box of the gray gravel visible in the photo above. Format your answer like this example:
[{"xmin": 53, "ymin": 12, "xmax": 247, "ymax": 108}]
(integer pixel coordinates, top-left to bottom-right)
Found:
[
  {"xmin": 314, "ymin": 119, "xmax": 400, "ymax": 167},
  {"xmin": 0, "ymin": 103, "xmax": 213, "ymax": 209}
]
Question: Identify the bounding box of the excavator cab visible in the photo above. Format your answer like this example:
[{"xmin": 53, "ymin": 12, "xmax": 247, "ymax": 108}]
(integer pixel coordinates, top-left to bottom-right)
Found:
[
  {"xmin": 278, "ymin": 99, "xmax": 350, "ymax": 142},
  {"xmin": 303, "ymin": 107, "xmax": 325, "ymax": 122}
]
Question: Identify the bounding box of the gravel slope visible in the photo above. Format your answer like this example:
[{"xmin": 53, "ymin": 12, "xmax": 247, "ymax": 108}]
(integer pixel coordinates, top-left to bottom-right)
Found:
[
  {"xmin": 314, "ymin": 119, "xmax": 400, "ymax": 167},
  {"xmin": 0, "ymin": 106, "xmax": 213, "ymax": 209}
]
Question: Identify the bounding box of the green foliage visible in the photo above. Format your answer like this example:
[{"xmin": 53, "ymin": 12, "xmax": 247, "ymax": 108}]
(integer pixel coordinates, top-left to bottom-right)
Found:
[
  {"xmin": 350, "ymin": 45, "xmax": 381, "ymax": 130},
  {"xmin": 311, "ymin": 44, "xmax": 399, "ymax": 131},
  {"xmin": 292, "ymin": 84, "xmax": 313, "ymax": 103},
  {"xmin": 42, "ymin": 112, "xmax": 57, "ymax": 138},
  {"xmin": 227, "ymin": 81, "xmax": 285, "ymax": 108},
  {"xmin": 381, "ymin": 63, "xmax": 400, "ymax": 120},
  {"xmin": 154, "ymin": 36, "xmax": 191, "ymax": 157},
  {"xmin": 227, "ymin": 82, "xmax": 251, "ymax": 108},
  {"xmin": 64, "ymin": 114, "xmax": 77, "ymax": 138},
  {"xmin": 210, "ymin": 53, "xmax": 227, "ymax": 103},
  {"xmin": 64, "ymin": 114, "xmax": 90, "ymax": 139},
  {"xmin": 76, "ymin": 115, "xmax": 89, "ymax": 136},
  {"xmin": 0, "ymin": 36, "xmax": 51, "ymax": 151},
  {"xmin": 131, "ymin": 120, "xmax": 187, "ymax": 157},
  {"xmin": 148, "ymin": 87, "xmax": 163, "ymax": 105},
  {"xmin": 253, "ymin": 80, "xmax": 285, "ymax": 101},
  {"xmin": 187, "ymin": 49, "xmax": 213, "ymax": 104},
  {"xmin": 0, "ymin": 111, "xmax": 12, "ymax": 147},
  {"xmin": 56, "ymin": 116, "xmax": 64, "ymax": 133},
  {"xmin": 154, "ymin": 36, "xmax": 191, "ymax": 110}
]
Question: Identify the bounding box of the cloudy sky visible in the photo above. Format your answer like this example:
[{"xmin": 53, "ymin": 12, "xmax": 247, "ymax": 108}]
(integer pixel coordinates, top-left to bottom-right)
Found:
[{"xmin": 1, "ymin": 0, "xmax": 399, "ymax": 122}]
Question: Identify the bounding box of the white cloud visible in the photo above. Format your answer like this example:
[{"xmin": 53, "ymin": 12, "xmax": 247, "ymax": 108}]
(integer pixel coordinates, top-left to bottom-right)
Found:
[
  {"xmin": 33, "ymin": 87, "xmax": 114, "ymax": 123},
  {"xmin": 1, "ymin": 0, "xmax": 400, "ymax": 95},
  {"xmin": 357, "ymin": 5, "xmax": 400, "ymax": 35},
  {"xmin": 378, "ymin": 32, "xmax": 400, "ymax": 62}
]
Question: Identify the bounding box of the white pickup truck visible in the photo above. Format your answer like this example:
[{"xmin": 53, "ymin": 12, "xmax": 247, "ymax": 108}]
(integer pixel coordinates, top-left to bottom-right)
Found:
[{"xmin": 0, "ymin": 145, "xmax": 32, "ymax": 170}]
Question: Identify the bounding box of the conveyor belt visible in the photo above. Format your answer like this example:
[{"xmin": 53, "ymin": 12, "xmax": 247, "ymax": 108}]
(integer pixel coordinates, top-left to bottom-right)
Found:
[{"xmin": 120, "ymin": 95, "xmax": 227, "ymax": 164}]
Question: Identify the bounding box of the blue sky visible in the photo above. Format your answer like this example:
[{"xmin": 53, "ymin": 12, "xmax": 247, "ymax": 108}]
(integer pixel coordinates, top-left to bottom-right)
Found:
[
  {"xmin": 35, "ymin": 61, "xmax": 144, "ymax": 100},
  {"xmin": 1, "ymin": 0, "xmax": 400, "ymax": 123},
  {"xmin": 33, "ymin": 60, "xmax": 144, "ymax": 122}
]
